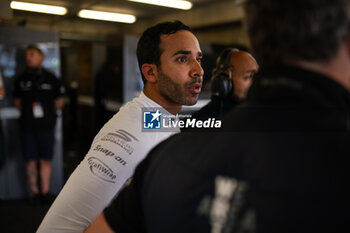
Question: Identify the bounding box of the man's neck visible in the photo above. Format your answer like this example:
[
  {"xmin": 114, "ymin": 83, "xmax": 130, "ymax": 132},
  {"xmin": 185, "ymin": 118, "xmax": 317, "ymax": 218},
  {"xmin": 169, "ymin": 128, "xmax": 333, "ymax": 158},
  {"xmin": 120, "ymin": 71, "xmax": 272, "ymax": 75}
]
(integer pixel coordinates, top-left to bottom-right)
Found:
[
  {"xmin": 143, "ymin": 87, "xmax": 182, "ymax": 115},
  {"xmin": 292, "ymin": 46, "xmax": 350, "ymax": 91}
]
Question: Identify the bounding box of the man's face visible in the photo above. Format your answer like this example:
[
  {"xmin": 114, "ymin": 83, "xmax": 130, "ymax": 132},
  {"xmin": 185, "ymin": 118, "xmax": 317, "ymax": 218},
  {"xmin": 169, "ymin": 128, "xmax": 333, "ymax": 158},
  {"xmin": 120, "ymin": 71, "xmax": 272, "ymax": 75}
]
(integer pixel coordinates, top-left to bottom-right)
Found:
[
  {"xmin": 157, "ymin": 30, "xmax": 204, "ymax": 106},
  {"xmin": 26, "ymin": 49, "xmax": 44, "ymax": 68},
  {"xmin": 229, "ymin": 51, "xmax": 259, "ymax": 100}
]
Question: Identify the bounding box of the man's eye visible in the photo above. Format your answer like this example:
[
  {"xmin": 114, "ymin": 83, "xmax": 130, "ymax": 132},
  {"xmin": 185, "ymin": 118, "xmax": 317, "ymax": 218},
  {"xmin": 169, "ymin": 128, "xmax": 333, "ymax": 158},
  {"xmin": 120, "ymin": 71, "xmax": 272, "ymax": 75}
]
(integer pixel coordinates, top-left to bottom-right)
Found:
[
  {"xmin": 196, "ymin": 57, "xmax": 202, "ymax": 64},
  {"xmin": 177, "ymin": 57, "xmax": 187, "ymax": 63},
  {"xmin": 245, "ymin": 75, "xmax": 254, "ymax": 80}
]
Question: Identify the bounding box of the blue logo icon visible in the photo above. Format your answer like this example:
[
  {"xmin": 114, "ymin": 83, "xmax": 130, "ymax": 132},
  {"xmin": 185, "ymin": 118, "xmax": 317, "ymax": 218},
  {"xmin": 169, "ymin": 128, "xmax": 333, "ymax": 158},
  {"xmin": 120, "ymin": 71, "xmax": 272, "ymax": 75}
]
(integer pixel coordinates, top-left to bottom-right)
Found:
[{"xmin": 143, "ymin": 110, "xmax": 162, "ymax": 129}]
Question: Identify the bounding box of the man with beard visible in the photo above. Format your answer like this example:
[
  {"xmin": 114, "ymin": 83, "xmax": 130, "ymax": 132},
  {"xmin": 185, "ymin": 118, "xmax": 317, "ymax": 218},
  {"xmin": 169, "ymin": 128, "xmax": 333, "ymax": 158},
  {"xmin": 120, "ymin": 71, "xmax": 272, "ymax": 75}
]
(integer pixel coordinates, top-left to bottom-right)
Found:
[{"xmin": 37, "ymin": 20, "xmax": 204, "ymax": 232}]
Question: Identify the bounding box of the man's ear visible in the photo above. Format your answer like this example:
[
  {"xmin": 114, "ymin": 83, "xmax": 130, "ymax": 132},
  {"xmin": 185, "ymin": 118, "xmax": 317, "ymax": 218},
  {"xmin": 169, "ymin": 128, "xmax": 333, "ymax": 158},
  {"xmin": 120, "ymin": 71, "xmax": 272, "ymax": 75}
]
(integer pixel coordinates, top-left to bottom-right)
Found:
[{"xmin": 141, "ymin": 63, "xmax": 158, "ymax": 83}]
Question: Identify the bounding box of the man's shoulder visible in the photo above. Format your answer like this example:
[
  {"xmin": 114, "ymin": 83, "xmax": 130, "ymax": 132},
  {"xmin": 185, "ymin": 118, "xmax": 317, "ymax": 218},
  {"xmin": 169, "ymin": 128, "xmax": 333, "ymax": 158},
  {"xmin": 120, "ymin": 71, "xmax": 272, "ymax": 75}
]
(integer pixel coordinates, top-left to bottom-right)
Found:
[
  {"xmin": 117, "ymin": 93, "xmax": 159, "ymax": 119},
  {"xmin": 145, "ymin": 131, "xmax": 228, "ymax": 173},
  {"xmin": 118, "ymin": 97, "xmax": 143, "ymax": 117},
  {"xmin": 192, "ymin": 100, "xmax": 218, "ymax": 119},
  {"xmin": 99, "ymin": 97, "xmax": 154, "ymax": 136},
  {"xmin": 41, "ymin": 68, "xmax": 58, "ymax": 79}
]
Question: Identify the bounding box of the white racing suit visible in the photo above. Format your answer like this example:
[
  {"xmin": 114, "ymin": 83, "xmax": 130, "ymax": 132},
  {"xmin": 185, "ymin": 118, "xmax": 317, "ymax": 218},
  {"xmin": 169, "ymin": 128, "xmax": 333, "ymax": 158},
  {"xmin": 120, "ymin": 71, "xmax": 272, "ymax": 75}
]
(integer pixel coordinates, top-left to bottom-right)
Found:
[{"xmin": 37, "ymin": 92, "xmax": 179, "ymax": 232}]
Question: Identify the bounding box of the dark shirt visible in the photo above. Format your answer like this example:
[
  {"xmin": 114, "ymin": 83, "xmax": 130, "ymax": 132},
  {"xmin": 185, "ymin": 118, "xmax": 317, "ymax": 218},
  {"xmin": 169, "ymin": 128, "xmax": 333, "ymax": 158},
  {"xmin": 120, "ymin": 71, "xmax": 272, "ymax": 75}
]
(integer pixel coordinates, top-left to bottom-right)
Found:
[
  {"xmin": 13, "ymin": 67, "xmax": 64, "ymax": 132},
  {"xmin": 104, "ymin": 66, "xmax": 350, "ymax": 233},
  {"xmin": 191, "ymin": 95, "xmax": 239, "ymax": 121}
]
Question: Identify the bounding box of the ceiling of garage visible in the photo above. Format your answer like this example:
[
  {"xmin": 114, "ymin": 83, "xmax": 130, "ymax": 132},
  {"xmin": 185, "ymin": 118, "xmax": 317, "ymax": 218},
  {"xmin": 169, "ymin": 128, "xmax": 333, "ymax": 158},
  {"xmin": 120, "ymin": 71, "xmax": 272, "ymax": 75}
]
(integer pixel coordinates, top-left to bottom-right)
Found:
[
  {"xmin": 9, "ymin": 0, "xmax": 235, "ymax": 19},
  {"xmin": 1, "ymin": 0, "xmax": 246, "ymax": 43}
]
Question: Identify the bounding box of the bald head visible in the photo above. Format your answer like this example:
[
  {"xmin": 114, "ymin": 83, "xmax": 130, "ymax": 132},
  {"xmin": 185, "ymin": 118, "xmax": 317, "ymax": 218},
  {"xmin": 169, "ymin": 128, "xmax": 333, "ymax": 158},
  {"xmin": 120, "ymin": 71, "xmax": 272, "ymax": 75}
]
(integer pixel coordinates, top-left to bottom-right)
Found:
[{"xmin": 228, "ymin": 51, "xmax": 259, "ymax": 100}]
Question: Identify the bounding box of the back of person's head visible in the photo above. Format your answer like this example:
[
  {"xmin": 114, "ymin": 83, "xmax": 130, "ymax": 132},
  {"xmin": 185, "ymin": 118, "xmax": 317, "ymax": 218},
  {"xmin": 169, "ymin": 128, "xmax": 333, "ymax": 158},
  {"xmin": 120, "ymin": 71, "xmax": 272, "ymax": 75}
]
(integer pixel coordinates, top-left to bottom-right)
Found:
[
  {"xmin": 212, "ymin": 48, "xmax": 239, "ymax": 75},
  {"xmin": 210, "ymin": 48, "xmax": 239, "ymax": 99},
  {"xmin": 211, "ymin": 48, "xmax": 258, "ymax": 100},
  {"xmin": 244, "ymin": 0, "xmax": 350, "ymax": 66},
  {"xmin": 137, "ymin": 21, "xmax": 192, "ymax": 84}
]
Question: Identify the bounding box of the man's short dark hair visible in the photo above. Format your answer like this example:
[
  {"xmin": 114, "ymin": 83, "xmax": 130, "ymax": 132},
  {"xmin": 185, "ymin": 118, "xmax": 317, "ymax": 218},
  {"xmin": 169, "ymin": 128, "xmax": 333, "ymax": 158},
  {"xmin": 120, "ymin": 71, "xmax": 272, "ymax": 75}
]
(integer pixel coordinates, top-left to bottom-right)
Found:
[
  {"xmin": 26, "ymin": 44, "xmax": 44, "ymax": 56},
  {"xmin": 244, "ymin": 0, "xmax": 350, "ymax": 65},
  {"xmin": 137, "ymin": 21, "xmax": 192, "ymax": 84}
]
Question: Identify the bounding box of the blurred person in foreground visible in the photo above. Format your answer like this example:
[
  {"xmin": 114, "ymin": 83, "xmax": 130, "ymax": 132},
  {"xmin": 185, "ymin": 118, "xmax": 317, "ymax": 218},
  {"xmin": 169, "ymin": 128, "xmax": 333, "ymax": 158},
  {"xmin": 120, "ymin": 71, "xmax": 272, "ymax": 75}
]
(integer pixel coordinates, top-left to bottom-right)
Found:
[{"xmin": 86, "ymin": 0, "xmax": 350, "ymax": 232}]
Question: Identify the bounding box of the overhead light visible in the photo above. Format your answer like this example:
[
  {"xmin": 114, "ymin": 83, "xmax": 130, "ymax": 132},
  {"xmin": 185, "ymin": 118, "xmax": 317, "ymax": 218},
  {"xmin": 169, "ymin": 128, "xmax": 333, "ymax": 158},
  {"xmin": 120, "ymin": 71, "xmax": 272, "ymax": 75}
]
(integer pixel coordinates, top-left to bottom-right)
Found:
[
  {"xmin": 128, "ymin": 0, "xmax": 192, "ymax": 10},
  {"xmin": 78, "ymin": 9, "xmax": 136, "ymax": 23},
  {"xmin": 10, "ymin": 1, "xmax": 67, "ymax": 15}
]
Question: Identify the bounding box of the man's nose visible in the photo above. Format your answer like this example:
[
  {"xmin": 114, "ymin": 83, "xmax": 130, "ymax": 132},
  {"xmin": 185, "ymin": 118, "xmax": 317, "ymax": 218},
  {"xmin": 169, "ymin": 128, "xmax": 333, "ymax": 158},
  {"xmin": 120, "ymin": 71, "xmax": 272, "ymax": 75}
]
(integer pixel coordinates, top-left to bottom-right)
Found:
[{"xmin": 190, "ymin": 59, "xmax": 204, "ymax": 79}]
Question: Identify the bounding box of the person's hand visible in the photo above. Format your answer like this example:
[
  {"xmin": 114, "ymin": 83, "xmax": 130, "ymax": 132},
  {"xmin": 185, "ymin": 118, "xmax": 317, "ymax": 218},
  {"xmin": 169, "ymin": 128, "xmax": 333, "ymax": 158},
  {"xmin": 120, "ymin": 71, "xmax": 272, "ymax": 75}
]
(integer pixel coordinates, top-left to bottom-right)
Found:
[
  {"xmin": 84, "ymin": 213, "xmax": 115, "ymax": 233},
  {"xmin": 0, "ymin": 86, "xmax": 5, "ymax": 98},
  {"xmin": 13, "ymin": 98, "xmax": 21, "ymax": 109}
]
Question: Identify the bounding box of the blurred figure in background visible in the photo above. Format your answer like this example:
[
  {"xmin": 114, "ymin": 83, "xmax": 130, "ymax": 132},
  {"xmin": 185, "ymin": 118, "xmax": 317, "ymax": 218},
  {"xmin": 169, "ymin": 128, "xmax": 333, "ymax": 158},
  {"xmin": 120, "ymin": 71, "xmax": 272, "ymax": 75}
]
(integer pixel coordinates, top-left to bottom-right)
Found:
[
  {"xmin": 192, "ymin": 48, "xmax": 258, "ymax": 120},
  {"xmin": 13, "ymin": 45, "xmax": 65, "ymax": 203}
]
